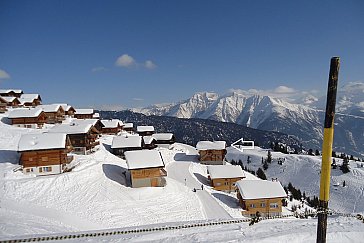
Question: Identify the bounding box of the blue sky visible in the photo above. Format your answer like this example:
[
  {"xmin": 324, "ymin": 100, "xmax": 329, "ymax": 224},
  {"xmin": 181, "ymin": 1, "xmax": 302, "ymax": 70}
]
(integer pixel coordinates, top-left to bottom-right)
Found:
[{"xmin": 0, "ymin": 1, "xmax": 363, "ymax": 108}]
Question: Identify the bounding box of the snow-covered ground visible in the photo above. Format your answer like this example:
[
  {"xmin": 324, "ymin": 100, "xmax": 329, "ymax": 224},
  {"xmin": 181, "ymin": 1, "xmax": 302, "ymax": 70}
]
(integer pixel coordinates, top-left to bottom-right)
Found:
[
  {"xmin": 227, "ymin": 146, "xmax": 364, "ymax": 214},
  {"xmin": 1, "ymin": 113, "xmax": 363, "ymax": 241}
]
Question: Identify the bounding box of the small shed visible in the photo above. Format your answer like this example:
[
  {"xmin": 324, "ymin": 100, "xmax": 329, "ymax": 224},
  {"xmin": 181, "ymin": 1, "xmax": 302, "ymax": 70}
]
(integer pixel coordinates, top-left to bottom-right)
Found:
[
  {"xmin": 100, "ymin": 119, "xmax": 123, "ymax": 134},
  {"xmin": 8, "ymin": 108, "xmax": 47, "ymax": 128},
  {"xmin": 0, "ymin": 89, "xmax": 23, "ymax": 98},
  {"xmin": 143, "ymin": 136, "xmax": 156, "ymax": 149},
  {"xmin": 18, "ymin": 133, "xmax": 73, "ymax": 175},
  {"xmin": 123, "ymin": 123, "xmax": 134, "ymax": 133},
  {"xmin": 196, "ymin": 141, "xmax": 227, "ymax": 165},
  {"xmin": 152, "ymin": 133, "xmax": 175, "ymax": 149},
  {"xmin": 207, "ymin": 165, "xmax": 245, "ymax": 192},
  {"xmin": 125, "ymin": 150, "xmax": 167, "ymax": 188},
  {"xmin": 137, "ymin": 125, "xmax": 155, "ymax": 137},
  {"xmin": 235, "ymin": 180, "xmax": 287, "ymax": 217},
  {"xmin": 74, "ymin": 108, "xmax": 94, "ymax": 119},
  {"xmin": 19, "ymin": 94, "xmax": 42, "ymax": 107},
  {"xmin": 39, "ymin": 104, "xmax": 65, "ymax": 124},
  {"xmin": 0, "ymin": 96, "xmax": 21, "ymax": 107},
  {"xmin": 111, "ymin": 135, "xmax": 142, "ymax": 156}
]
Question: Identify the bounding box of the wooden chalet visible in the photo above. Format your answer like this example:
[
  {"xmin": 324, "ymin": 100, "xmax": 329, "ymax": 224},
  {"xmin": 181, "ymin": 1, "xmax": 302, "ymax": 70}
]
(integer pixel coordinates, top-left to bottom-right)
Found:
[
  {"xmin": 123, "ymin": 123, "xmax": 134, "ymax": 133},
  {"xmin": 136, "ymin": 125, "xmax": 155, "ymax": 137},
  {"xmin": 0, "ymin": 89, "xmax": 23, "ymax": 98},
  {"xmin": 236, "ymin": 180, "xmax": 287, "ymax": 217},
  {"xmin": 8, "ymin": 108, "xmax": 47, "ymax": 128},
  {"xmin": 143, "ymin": 136, "xmax": 157, "ymax": 149},
  {"xmin": 111, "ymin": 135, "xmax": 142, "ymax": 157},
  {"xmin": 152, "ymin": 133, "xmax": 175, "ymax": 149},
  {"xmin": 57, "ymin": 104, "xmax": 76, "ymax": 117},
  {"xmin": 207, "ymin": 165, "xmax": 245, "ymax": 192},
  {"xmin": 196, "ymin": 141, "xmax": 227, "ymax": 165},
  {"xmin": 125, "ymin": 150, "xmax": 167, "ymax": 188},
  {"xmin": 0, "ymin": 96, "xmax": 21, "ymax": 107},
  {"xmin": 0, "ymin": 97, "xmax": 6, "ymax": 113},
  {"xmin": 19, "ymin": 94, "xmax": 42, "ymax": 107},
  {"xmin": 18, "ymin": 133, "xmax": 73, "ymax": 175},
  {"xmin": 48, "ymin": 120, "xmax": 100, "ymax": 155},
  {"xmin": 74, "ymin": 108, "xmax": 94, "ymax": 119},
  {"xmin": 100, "ymin": 119, "xmax": 123, "ymax": 134},
  {"xmin": 39, "ymin": 104, "xmax": 65, "ymax": 124}
]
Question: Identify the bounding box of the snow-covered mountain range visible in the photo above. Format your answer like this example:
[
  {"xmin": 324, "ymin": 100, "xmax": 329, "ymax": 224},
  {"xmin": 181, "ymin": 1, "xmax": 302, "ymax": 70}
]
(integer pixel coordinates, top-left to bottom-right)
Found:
[{"xmin": 133, "ymin": 82, "xmax": 364, "ymax": 157}]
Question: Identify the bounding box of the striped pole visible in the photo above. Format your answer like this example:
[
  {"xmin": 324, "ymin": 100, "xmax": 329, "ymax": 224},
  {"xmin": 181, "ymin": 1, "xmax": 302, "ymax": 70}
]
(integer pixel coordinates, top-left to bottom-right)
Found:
[{"xmin": 316, "ymin": 57, "xmax": 340, "ymax": 243}]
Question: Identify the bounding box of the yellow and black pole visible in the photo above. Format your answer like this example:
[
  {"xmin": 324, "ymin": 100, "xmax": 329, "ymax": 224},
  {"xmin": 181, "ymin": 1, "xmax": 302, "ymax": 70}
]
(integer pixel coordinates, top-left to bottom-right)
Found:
[{"xmin": 316, "ymin": 57, "xmax": 340, "ymax": 243}]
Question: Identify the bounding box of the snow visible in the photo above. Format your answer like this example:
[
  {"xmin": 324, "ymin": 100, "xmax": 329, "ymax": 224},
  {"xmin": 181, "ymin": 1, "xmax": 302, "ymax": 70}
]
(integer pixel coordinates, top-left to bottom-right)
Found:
[
  {"xmin": 7, "ymin": 108, "xmax": 43, "ymax": 118},
  {"xmin": 196, "ymin": 141, "xmax": 226, "ymax": 150},
  {"xmin": 74, "ymin": 108, "xmax": 94, "ymax": 114},
  {"xmin": 0, "ymin": 113, "xmax": 363, "ymax": 242},
  {"xmin": 124, "ymin": 150, "xmax": 164, "ymax": 169},
  {"xmin": 207, "ymin": 165, "xmax": 245, "ymax": 179},
  {"xmin": 152, "ymin": 133, "xmax": 174, "ymax": 141},
  {"xmin": 38, "ymin": 104, "xmax": 62, "ymax": 112},
  {"xmin": 123, "ymin": 122, "xmax": 133, "ymax": 129},
  {"xmin": 48, "ymin": 122, "xmax": 92, "ymax": 134},
  {"xmin": 0, "ymin": 89, "xmax": 23, "ymax": 94},
  {"xmin": 143, "ymin": 135, "xmax": 155, "ymax": 145},
  {"xmin": 235, "ymin": 180, "xmax": 287, "ymax": 200},
  {"xmin": 111, "ymin": 135, "xmax": 141, "ymax": 149},
  {"xmin": 18, "ymin": 133, "xmax": 67, "ymax": 151},
  {"xmin": 226, "ymin": 146, "xmax": 364, "ymax": 214},
  {"xmin": 137, "ymin": 125, "xmax": 155, "ymax": 132},
  {"xmin": 100, "ymin": 119, "xmax": 123, "ymax": 128},
  {"xmin": 0, "ymin": 96, "xmax": 18, "ymax": 102}
]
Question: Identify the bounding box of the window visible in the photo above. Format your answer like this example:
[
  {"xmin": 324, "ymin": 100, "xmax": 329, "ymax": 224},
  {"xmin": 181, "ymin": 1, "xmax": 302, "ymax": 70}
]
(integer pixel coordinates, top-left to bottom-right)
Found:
[
  {"xmin": 43, "ymin": 166, "xmax": 52, "ymax": 172},
  {"xmin": 39, "ymin": 167, "xmax": 43, "ymax": 173},
  {"xmin": 260, "ymin": 203, "xmax": 266, "ymax": 208},
  {"xmin": 250, "ymin": 204, "xmax": 255, "ymax": 208},
  {"xmin": 26, "ymin": 168, "xmax": 31, "ymax": 173},
  {"xmin": 270, "ymin": 203, "xmax": 279, "ymax": 208},
  {"xmin": 224, "ymin": 181, "xmax": 229, "ymax": 186},
  {"xmin": 215, "ymin": 182, "xmax": 221, "ymax": 186}
]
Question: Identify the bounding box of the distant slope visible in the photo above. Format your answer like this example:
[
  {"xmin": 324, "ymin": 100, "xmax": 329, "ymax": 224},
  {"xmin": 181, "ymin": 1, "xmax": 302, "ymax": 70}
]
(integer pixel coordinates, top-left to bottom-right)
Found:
[{"xmin": 99, "ymin": 110, "xmax": 302, "ymax": 150}]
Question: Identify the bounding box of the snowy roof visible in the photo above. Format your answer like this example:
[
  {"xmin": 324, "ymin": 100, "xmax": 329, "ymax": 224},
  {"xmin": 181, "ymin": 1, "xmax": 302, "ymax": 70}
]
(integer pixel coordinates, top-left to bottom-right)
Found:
[
  {"xmin": 125, "ymin": 150, "xmax": 164, "ymax": 170},
  {"xmin": 20, "ymin": 93, "xmax": 41, "ymax": 100},
  {"xmin": 55, "ymin": 104, "xmax": 75, "ymax": 112},
  {"xmin": 143, "ymin": 136, "xmax": 156, "ymax": 145},
  {"xmin": 101, "ymin": 119, "xmax": 123, "ymax": 128},
  {"xmin": 207, "ymin": 165, "xmax": 245, "ymax": 179},
  {"xmin": 0, "ymin": 89, "xmax": 23, "ymax": 94},
  {"xmin": 196, "ymin": 141, "xmax": 226, "ymax": 150},
  {"xmin": 0, "ymin": 96, "xmax": 18, "ymax": 102},
  {"xmin": 75, "ymin": 108, "xmax": 94, "ymax": 115},
  {"xmin": 93, "ymin": 113, "xmax": 100, "ymax": 118},
  {"xmin": 235, "ymin": 180, "xmax": 287, "ymax": 200},
  {"xmin": 111, "ymin": 135, "xmax": 142, "ymax": 149},
  {"xmin": 48, "ymin": 122, "xmax": 94, "ymax": 134},
  {"xmin": 39, "ymin": 104, "xmax": 62, "ymax": 113},
  {"xmin": 137, "ymin": 125, "xmax": 155, "ymax": 132},
  {"xmin": 152, "ymin": 133, "xmax": 174, "ymax": 141},
  {"xmin": 72, "ymin": 118, "xmax": 101, "ymax": 127},
  {"xmin": 8, "ymin": 108, "xmax": 43, "ymax": 118},
  {"xmin": 18, "ymin": 133, "xmax": 67, "ymax": 152},
  {"xmin": 123, "ymin": 123, "xmax": 133, "ymax": 129}
]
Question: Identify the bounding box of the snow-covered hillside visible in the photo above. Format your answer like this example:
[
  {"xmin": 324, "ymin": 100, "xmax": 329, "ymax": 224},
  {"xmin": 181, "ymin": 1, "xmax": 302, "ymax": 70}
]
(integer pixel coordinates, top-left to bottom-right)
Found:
[
  {"xmin": 1, "ymin": 113, "xmax": 363, "ymax": 242},
  {"xmin": 227, "ymin": 147, "xmax": 364, "ymax": 214}
]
